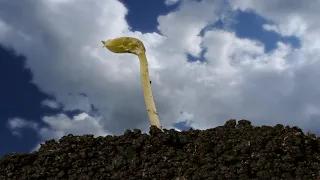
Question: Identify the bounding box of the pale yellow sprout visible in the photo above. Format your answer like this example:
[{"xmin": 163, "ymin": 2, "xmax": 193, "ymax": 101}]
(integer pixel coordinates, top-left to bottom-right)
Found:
[{"xmin": 102, "ymin": 37, "xmax": 162, "ymax": 131}]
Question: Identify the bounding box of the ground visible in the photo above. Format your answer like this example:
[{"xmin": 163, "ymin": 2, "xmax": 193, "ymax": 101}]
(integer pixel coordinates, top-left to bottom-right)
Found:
[{"xmin": 1, "ymin": 119, "xmax": 320, "ymax": 180}]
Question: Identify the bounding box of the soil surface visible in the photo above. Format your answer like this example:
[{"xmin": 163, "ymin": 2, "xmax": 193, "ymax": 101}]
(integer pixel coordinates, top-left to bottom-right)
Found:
[{"xmin": 1, "ymin": 119, "xmax": 320, "ymax": 180}]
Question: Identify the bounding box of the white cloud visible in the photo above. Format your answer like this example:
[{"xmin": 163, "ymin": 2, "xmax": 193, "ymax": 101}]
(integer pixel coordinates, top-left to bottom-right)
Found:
[
  {"xmin": 228, "ymin": 0, "xmax": 319, "ymax": 38},
  {"xmin": 7, "ymin": 117, "xmax": 38, "ymax": 137},
  {"xmin": 157, "ymin": 0, "xmax": 221, "ymax": 57},
  {"xmin": 41, "ymin": 99, "xmax": 60, "ymax": 109},
  {"xmin": 39, "ymin": 112, "xmax": 109, "ymax": 140},
  {"xmin": 1, "ymin": 0, "xmax": 320, "ymax": 146},
  {"xmin": 8, "ymin": 112, "xmax": 109, "ymax": 150},
  {"xmin": 7, "ymin": 118, "xmax": 38, "ymax": 131},
  {"xmin": 262, "ymin": 24, "xmax": 279, "ymax": 33},
  {"xmin": 164, "ymin": 0, "xmax": 180, "ymax": 6},
  {"xmin": 32, "ymin": 112, "xmax": 109, "ymax": 152},
  {"xmin": 60, "ymin": 94, "xmax": 92, "ymax": 112}
]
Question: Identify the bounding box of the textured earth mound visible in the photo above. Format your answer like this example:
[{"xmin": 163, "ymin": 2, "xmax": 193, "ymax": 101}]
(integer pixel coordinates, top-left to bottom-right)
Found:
[{"xmin": 1, "ymin": 119, "xmax": 320, "ymax": 180}]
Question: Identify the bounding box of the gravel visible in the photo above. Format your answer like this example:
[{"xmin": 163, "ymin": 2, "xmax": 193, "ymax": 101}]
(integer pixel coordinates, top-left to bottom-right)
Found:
[{"xmin": 1, "ymin": 119, "xmax": 320, "ymax": 180}]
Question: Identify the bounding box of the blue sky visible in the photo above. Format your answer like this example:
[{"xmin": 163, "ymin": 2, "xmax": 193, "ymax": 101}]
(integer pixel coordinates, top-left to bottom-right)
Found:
[{"xmin": 0, "ymin": 0, "xmax": 318, "ymax": 157}]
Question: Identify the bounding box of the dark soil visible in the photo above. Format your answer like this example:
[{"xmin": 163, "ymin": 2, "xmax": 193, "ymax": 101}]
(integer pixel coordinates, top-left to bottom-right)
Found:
[{"xmin": 1, "ymin": 119, "xmax": 320, "ymax": 180}]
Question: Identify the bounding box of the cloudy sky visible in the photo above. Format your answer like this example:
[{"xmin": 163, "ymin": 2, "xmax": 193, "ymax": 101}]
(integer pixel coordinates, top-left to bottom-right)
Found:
[{"xmin": 1, "ymin": 0, "xmax": 320, "ymax": 156}]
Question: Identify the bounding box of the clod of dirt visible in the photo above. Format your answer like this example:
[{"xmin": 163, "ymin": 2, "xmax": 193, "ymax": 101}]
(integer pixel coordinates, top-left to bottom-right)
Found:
[{"xmin": 1, "ymin": 119, "xmax": 320, "ymax": 180}]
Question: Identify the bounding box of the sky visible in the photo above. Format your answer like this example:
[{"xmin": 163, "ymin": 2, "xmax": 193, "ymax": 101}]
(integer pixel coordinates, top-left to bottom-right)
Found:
[{"xmin": 0, "ymin": 0, "xmax": 320, "ymax": 156}]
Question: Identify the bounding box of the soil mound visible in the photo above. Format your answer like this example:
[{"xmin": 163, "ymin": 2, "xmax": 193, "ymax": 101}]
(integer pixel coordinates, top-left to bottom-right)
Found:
[{"xmin": 1, "ymin": 120, "xmax": 320, "ymax": 180}]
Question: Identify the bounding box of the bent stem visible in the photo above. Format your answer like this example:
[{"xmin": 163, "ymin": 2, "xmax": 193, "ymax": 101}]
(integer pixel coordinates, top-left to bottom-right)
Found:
[
  {"xmin": 101, "ymin": 37, "xmax": 162, "ymax": 131},
  {"xmin": 138, "ymin": 53, "xmax": 162, "ymax": 130}
]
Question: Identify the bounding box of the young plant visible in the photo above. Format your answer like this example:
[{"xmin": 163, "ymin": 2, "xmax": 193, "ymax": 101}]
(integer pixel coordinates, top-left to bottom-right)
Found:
[{"xmin": 102, "ymin": 37, "xmax": 163, "ymax": 131}]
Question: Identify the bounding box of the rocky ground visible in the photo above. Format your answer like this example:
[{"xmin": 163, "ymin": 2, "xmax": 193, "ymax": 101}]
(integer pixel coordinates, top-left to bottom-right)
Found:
[{"xmin": 1, "ymin": 119, "xmax": 320, "ymax": 180}]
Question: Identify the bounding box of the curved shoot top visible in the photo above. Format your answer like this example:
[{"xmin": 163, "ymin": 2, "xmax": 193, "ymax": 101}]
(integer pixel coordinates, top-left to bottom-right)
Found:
[{"xmin": 101, "ymin": 37, "xmax": 146, "ymax": 55}]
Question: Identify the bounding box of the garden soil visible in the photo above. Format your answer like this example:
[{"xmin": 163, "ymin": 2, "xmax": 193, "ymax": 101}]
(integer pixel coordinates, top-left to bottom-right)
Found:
[{"xmin": 1, "ymin": 119, "xmax": 320, "ymax": 180}]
